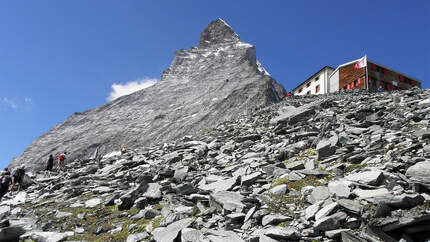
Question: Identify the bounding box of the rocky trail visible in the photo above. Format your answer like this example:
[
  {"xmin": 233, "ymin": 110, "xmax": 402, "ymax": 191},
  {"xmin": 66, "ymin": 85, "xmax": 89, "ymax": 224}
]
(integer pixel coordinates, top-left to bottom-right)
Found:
[{"xmin": 1, "ymin": 88, "xmax": 430, "ymax": 241}]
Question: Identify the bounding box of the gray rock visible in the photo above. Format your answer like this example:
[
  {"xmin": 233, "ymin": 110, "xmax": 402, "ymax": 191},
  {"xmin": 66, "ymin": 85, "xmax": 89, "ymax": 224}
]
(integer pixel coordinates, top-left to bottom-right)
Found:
[
  {"xmin": 241, "ymin": 172, "xmax": 262, "ymax": 186},
  {"xmin": 328, "ymin": 179, "xmax": 352, "ymax": 198},
  {"xmin": 310, "ymin": 186, "xmax": 330, "ymax": 204},
  {"xmin": 345, "ymin": 171, "xmax": 384, "ymax": 186},
  {"xmin": 315, "ymin": 202, "xmax": 338, "ymax": 220},
  {"xmin": 85, "ymin": 198, "xmax": 102, "ymax": 208},
  {"xmin": 352, "ymin": 188, "xmax": 390, "ymax": 199},
  {"xmin": 405, "ymin": 160, "xmax": 430, "ymax": 185},
  {"xmin": 305, "ymin": 201, "xmax": 323, "ymax": 220},
  {"xmin": 204, "ymin": 229, "xmax": 245, "ymax": 242},
  {"xmin": 263, "ymin": 226, "xmax": 300, "ymax": 241},
  {"xmin": 210, "ymin": 191, "xmax": 245, "ymax": 212},
  {"xmin": 174, "ymin": 167, "xmax": 189, "ymax": 182},
  {"xmin": 325, "ymin": 229, "xmax": 350, "ymax": 238},
  {"xmin": 316, "ymin": 139, "xmax": 335, "ymax": 160},
  {"xmin": 93, "ymin": 186, "xmax": 113, "ymax": 194},
  {"xmin": 269, "ymin": 184, "xmax": 287, "ymax": 196},
  {"xmin": 341, "ymin": 230, "xmax": 368, "ymax": 242},
  {"xmin": 338, "ymin": 199, "xmax": 362, "ymax": 214},
  {"xmin": 21, "ymin": 231, "xmax": 69, "ymax": 242},
  {"xmin": 181, "ymin": 228, "xmax": 204, "ymax": 242},
  {"xmin": 127, "ymin": 232, "xmax": 149, "ymax": 242},
  {"xmin": 142, "ymin": 183, "xmax": 162, "ymax": 199},
  {"xmin": 285, "ymin": 160, "xmax": 305, "ymax": 170},
  {"xmin": 244, "ymin": 206, "xmax": 256, "ymax": 223},
  {"xmin": 0, "ymin": 206, "xmax": 10, "ymax": 219},
  {"xmin": 0, "ymin": 226, "xmax": 25, "ymax": 241},
  {"xmin": 259, "ymin": 234, "xmax": 279, "ymax": 242},
  {"xmin": 199, "ymin": 176, "xmax": 239, "ymax": 192},
  {"xmin": 261, "ymin": 214, "xmax": 291, "ymax": 226},
  {"xmin": 55, "ymin": 211, "xmax": 72, "ymax": 218},
  {"xmin": 152, "ymin": 217, "xmax": 194, "ymax": 242},
  {"xmin": 367, "ymin": 193, "xmax": 424, "ymax": 209},
  {"xmin": 313, "ymin": 211, "xmax": 347, "ymax": 232}
]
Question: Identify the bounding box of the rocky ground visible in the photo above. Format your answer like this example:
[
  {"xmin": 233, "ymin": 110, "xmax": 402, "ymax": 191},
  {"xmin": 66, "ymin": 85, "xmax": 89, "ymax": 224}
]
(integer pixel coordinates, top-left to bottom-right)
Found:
[{"xmin": 1, "ymin": 88, "xmax": 430, "ymax": 242}]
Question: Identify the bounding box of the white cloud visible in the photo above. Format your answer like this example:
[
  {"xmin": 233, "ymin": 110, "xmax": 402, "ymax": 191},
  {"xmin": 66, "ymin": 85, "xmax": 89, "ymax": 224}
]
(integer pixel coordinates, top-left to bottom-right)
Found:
[
  {"xmin": 107, "ymin": 78, "xmax": 158, "ymax": 101},
  {"xmin": 24, "ymin": 97, "xmax": 32, "ymax": 103},
  {"xmin": 1, "ymin": 98, "xmax": 18, "ymax": 109}
]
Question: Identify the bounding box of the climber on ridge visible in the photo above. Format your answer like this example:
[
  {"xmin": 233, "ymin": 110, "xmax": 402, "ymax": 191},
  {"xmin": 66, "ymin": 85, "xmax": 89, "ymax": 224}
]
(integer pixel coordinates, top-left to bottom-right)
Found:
[
  {"xmin": 0, "ymin": 169, "xmax": 11, "ymax": 199},
  {"xmin": 45, "ymin": 154, "xmax": 54, "ymax": 177},
  {"xmin": 57, "ymin": 152, "xmax": 67, "ymax": 172},
  {"xmin": 10, "ymin": 165, "xmax": 25, "ymax": 192}
]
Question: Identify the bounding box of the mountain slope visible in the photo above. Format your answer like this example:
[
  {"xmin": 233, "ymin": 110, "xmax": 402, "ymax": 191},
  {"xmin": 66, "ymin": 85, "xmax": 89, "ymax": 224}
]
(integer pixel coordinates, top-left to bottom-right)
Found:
[{"xmin": 9, "ymin": 19, "xmax": 286, "ymax": 171}]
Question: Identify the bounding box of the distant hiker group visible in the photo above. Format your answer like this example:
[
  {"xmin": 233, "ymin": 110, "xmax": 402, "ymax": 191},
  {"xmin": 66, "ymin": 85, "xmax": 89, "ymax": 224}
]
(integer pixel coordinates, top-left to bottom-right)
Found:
[
  {"xmin": 45, "ymin": 152, "xmax": 67, "ymax": 177},
  {"xmin": 0, "ymin": 165, "xmax": 26, "ymax": 199},
  {"xmin": 0, "ymin": 152, "xmax": 68, "ymax": 200}
]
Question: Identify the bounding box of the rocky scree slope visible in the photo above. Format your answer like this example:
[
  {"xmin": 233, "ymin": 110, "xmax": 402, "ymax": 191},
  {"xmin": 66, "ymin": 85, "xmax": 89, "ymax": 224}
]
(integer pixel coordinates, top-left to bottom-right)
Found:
[
  {"xmin": 1, "ymin": 88, "xmax": 430, "ymax": 241},
  {"xmin": 9, "ymin": 18, "xmax": 285, "ymax": 172}
]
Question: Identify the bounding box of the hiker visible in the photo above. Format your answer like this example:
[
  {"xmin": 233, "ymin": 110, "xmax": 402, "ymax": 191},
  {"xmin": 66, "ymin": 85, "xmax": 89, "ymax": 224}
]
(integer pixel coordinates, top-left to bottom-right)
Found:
[
  {"xmin": 0, "ymin": 170, "xmax": 11, "ymax": 199},
  {"xmin": 0, "ymin": 168, "xmax": 9, "ymax": 177},
  {"xmin": 10, "ymin": 165, "xmax": 25, "ymax": 192},
  {"xmin": 45, "ymin": 154, "xmax": 54, "ymax": 177},
  {"xmin": 57, "ymin": 152, "xmax": 67, "ymax": 172}
]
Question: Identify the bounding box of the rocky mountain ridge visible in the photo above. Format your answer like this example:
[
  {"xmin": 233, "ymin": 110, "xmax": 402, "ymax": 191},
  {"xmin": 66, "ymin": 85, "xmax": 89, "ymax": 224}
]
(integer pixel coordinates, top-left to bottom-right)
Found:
[
  {"xmin": 9, "ymin": 18, "xmax": 285, "ymax": 171},
  {"xmin": 0, "ymin": 88, "xmax": 429, "ymax": 241}
]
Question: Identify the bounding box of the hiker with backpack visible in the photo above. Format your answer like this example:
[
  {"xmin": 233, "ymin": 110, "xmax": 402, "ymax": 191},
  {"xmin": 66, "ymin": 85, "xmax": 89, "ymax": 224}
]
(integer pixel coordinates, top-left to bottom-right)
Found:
[
  {"xmin": 57, "ymin": 152, "xmax": 67, "ymax": 172},
  {"xmin": 10, "ymin": 165, "xmax": 25, "ymax": 192},
  {"xmin": 45, "ymin": 154, "xmax": 54, "ymax": 177},
  {"xmin": 0, "ymin": 170, "xmax": 11, "ymax": 199}
]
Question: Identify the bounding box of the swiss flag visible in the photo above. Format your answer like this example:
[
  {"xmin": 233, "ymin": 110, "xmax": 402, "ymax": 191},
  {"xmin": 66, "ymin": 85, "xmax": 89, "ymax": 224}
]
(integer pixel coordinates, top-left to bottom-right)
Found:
[{"xmin": 354, "ymin": 56, "xmax": 367, "ymax": 70}]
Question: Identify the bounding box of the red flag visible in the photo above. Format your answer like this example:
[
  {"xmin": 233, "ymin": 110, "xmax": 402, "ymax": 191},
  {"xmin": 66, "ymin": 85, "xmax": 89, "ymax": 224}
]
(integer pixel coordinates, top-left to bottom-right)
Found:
[
  {"xmin": 351, "ymin": 81, "xmax": 355, "ymax": 88},
  {"xmin": 358, "ymin": 78, "xmax": 361, "ymax": 85},
  {"xmin": 383, "ymin": 69, "xmax": 388, "ymax": 75},
  {"xmin": 411, "ymin": 80, "xmax": 415, "ymax": 86},
  {"xmin": 371, "ymin": 64, "xmax": 376, "ymax": 70},
  {"xmin": 399, "ymin": 75, "xmax": 404, "ymax": 81},
  {"xmin": 347, "ymin": 84, "xmax": 351, "ymax": 90}
]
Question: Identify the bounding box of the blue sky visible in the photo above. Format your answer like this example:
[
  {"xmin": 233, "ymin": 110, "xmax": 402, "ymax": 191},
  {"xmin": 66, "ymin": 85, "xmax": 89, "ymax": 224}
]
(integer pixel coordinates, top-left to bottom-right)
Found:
[{"xmin": 0, "ymin": 1, "xmax": 429, "ymax": 168}]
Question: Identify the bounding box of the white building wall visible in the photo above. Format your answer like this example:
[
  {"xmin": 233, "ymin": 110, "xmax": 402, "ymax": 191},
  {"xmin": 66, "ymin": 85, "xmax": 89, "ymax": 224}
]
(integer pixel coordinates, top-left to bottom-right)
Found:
[
  {"xmin": 293, "ymin": 71, "xmax": 327, "ymax": 96},
  {"xmin": 328, "ymin": 70, "xmax": 339, "ymax": 93}
]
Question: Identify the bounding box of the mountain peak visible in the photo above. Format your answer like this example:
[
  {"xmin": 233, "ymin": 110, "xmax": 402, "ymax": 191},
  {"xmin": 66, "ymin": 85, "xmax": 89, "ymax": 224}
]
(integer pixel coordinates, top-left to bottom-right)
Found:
[{"xmin": 198, "ymin": 18, "xmax": 240, "ymax": 48}]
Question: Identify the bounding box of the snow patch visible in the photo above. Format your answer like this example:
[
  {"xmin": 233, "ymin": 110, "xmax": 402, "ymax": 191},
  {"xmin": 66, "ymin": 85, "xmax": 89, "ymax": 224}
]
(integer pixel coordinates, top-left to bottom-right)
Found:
[{"xmin": 256, "ymin": 61, "xmax": 271, "ymax": 77}]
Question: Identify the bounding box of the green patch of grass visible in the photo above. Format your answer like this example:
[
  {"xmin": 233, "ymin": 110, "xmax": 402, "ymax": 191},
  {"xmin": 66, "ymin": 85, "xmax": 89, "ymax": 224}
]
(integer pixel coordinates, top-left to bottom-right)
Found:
[
  {"xmin": 153, "ymin": 204, "xmax": 164, "ymax": 211},
  {"xmin": 286, "ymin": 176, "xmax": 324, "ymax": 191},
  {"xmin": 265, "ymin": 194, "xmax": 305, "ymax": 215},
  {"xmin": 302, "ymin": 148, "xmax": 316, "ymax": 156},
  {"xmin": 278, "ymin": 221, "xmax": 291, "ymax": 228},
  {"xmin": 271, "ymin": 177, "xmax": 290, "ymax": 187}
]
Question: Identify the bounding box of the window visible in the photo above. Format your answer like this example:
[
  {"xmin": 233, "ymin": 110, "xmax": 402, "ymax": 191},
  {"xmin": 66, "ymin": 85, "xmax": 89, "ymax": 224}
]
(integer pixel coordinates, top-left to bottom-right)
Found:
[
  {"xmin": 307, "ymin": 91, "xmax": 311, "ymax": 95},
  {"xmin": 315, "ymin": 76, "xmax": 320, "ymax": 82},
  {"xmin": 299, "ymin": 88, "xmax": 303, "ymax": 93},
  {"xmin": 306, "ymin": 82, "xmax": 310, "ymax": 88},
  {"xmin": 315, "ymin": 85, "xmax": 320, "ymax": 93}
]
